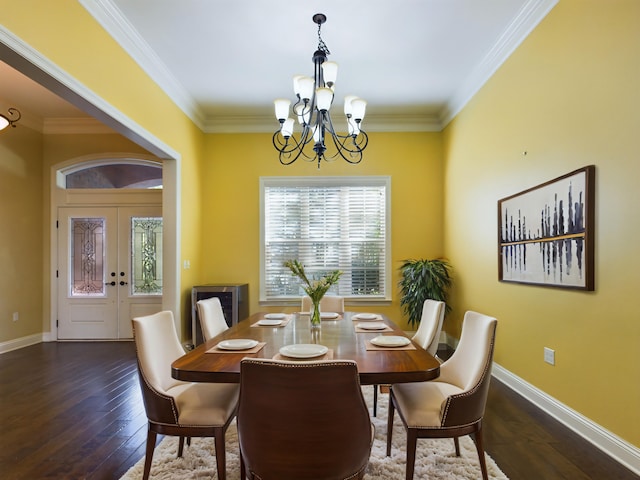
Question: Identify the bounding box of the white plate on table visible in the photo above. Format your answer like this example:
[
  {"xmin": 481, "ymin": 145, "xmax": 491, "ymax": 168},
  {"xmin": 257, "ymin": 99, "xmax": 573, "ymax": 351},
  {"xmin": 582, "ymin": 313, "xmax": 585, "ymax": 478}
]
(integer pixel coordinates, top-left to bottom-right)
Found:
[
  {"xmin": 279, "ymin": 344, "xmax": 329, "ymax": 359},
  {"xmin": 265, "ymin": 313, "xmax": 286, "ymax": 320},
  {"xmin": 353, "ymin": 313, "xmax": 378, "ymax": 321},
  {"xmin": 370, "ymin": 335, "xmax": 411, "ymax": 348},
  {"xmin": 320, "ymin": 312, "xmax": 339, "ymax": 319},
  {"xmin": 257, "ymin": 318, "xmax": 283, "ymax": 326},
  {"xmin": 217, "ymin": 339, "xmax": 259, "ymax": 350},
  {"xmin": 357, "ymin": 322, "xmax": 387, "ymax": 330}
]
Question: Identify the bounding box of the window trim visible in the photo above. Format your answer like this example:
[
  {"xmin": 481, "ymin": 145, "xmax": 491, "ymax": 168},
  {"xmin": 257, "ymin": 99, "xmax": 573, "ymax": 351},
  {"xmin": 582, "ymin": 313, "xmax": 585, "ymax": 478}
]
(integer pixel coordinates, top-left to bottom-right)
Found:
[{"xmin": 259, "ymin": 176, "xmax": 392, "ymax": 305}]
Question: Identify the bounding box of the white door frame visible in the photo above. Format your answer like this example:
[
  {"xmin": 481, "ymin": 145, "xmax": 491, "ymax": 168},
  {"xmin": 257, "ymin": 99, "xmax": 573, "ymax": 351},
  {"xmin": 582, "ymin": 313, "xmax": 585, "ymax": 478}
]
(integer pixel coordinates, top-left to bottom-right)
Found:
[
  {"xmin": 0, "ymin": 29, "xmax": 181, "ymax": 341},
  {"xmin": 49, "ymin": 154, "xmax": 174, "ymax": 340}
]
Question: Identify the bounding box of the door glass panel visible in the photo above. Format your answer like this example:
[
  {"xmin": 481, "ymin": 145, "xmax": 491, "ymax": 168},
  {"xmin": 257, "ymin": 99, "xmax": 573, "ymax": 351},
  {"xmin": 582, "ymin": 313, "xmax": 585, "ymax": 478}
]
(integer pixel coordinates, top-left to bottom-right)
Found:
[
  {"xmin": 131, "ymin": 217, "xmax": 163, "ymax": 295},
  {"xmin": 70, "ymin": 218, "xmax": 105, "ymax": 296}
]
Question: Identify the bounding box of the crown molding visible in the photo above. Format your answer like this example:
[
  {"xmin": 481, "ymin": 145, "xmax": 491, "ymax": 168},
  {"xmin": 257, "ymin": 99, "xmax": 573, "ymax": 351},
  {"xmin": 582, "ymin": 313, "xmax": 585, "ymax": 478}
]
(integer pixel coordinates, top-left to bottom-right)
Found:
[
  {"xmin": 440, "ymin": 0, "xmax": 559, "ymax": 127},
  {"xmin": 82, "ymin": 0, "xmax": 558, "ymax": 134},
  {"xmin": 202, "ymin": 112, "xmax": 442, "ymax": 134},
  {"xmin": 78, "ymin": 0, "xmax": 207, "ymax": 130}
]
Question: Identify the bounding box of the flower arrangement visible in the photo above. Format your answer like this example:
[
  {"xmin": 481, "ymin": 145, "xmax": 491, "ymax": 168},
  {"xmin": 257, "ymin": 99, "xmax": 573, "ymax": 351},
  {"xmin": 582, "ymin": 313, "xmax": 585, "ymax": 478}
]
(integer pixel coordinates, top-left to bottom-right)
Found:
[
  {"xmin": 284, "ymin": 259, "xmax": 342, "ymax": 328},
  {"xmin": 284, "ymin": 259, "xmax": 342, "ymax": 301}
]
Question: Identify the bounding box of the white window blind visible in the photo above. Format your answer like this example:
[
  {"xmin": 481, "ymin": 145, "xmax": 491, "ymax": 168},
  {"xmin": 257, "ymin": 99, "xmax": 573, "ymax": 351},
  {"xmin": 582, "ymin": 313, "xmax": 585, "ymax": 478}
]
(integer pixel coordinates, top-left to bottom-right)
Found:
[{"xmin": 260, "ymin": 176, "xmax": 390, "ymax": 302}]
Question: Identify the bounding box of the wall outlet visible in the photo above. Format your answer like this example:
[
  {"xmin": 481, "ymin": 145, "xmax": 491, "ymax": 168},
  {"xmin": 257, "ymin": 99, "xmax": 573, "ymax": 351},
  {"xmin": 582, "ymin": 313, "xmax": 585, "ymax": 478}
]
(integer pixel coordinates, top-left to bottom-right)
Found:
[
  {"xmin": 544, "ymin": 347, "xmax": 555, "ymax": 365},
  {"xmin": 12, "ymin": 312, "xmax": 19, "ymax": 322}
]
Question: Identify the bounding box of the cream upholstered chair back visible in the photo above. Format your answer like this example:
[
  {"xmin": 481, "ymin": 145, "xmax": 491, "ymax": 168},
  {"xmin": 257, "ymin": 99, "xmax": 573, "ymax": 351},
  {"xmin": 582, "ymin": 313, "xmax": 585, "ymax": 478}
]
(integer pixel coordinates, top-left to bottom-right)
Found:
[
  {"xmin": 301, "ymin": 295, "xmax": 345, "ymax": 312},
  {"xmin": 196, "ymin": 297, "xmax": 229, "ymax": 341},
  {"xmin": 133, "ymin": 310, "xmax": 185, "ymax": 396},
  {"xmin": 411, "ymin": 299, "xmax": 446, "ymax": 356},
  {"xmin": 438, "ymin": 310, "xmax": 497, "ymax": 392},
  {"xmin": 386, "ymin": 310, "xmax": 497, "ymax": 480},
  {"xmin": 133, "ymin": 310, "xmax": 239, "ymax": 480}
]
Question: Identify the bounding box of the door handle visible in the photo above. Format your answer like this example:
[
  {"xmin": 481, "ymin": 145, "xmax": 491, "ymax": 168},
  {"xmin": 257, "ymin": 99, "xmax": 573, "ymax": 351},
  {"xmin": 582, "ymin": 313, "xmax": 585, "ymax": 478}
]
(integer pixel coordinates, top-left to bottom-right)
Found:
[
  {"xmin": 105, "ymin": 281, "xmax": 116, "ymax": 286},
  {"xmin": 120, "ymin": 281, "xmax": 128, "ymax": 286}
]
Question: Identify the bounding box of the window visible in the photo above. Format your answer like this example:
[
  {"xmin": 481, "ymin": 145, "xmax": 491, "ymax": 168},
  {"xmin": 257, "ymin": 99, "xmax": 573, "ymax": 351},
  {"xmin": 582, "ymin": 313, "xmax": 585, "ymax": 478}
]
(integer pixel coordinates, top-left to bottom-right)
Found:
[
  {"xmin": 260, "ymin": 176, "xmax": 390, "ymax": 302},
  {"xmin": 63, "ymin": 162, "xmax": 162, "ymax": 189}
]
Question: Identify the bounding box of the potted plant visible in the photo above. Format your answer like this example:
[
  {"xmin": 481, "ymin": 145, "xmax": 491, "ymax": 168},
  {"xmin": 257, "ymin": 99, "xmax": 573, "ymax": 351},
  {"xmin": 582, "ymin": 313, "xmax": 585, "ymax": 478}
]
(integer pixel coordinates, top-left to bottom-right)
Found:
[{"xmin": 399, "ymin": 258, "xmax": 452, "ymax": 328}]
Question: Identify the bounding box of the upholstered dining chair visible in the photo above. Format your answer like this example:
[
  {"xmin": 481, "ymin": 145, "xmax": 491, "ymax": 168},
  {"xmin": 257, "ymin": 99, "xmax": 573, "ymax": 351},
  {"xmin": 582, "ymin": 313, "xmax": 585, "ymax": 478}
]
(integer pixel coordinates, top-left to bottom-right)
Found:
[
  {"xmin": 196, "ymin": 296, "xmax": 229, "ymax": 341},
  {"xmin": 411, "ymin": 299, "xmax": 446, "ymax": 356},
  {"xmin": 372, "ymin": 299, "xmax": 446, "ymax": 417},
  {"xmin": 132, "ymin": 310, "xmax": 239, "ymax": 480},
  {"xmin": 301, "ymin": 295, "xmax": 345, "ymax": 313},
  {"xmin": 386, "ymin": 310, "xmax": 497, "ymax": 480},
  {"xmin": 237, "ymin": 358, "xmax": 374, "ymax": 480}
]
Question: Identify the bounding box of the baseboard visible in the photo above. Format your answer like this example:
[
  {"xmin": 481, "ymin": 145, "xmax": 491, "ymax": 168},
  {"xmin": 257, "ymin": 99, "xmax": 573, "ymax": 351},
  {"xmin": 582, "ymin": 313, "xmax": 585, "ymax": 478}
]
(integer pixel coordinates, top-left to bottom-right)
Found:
[
  {"xmin": 492, "ymin": 363, "xmax": 640, "ymax": 476},
  {"xmin": 0, "ymin": 333, "xmax": 44, "ymax": 354},
  {"xmin": 441, "ymin": 331, "xmax": 640, "ymax": 474}
]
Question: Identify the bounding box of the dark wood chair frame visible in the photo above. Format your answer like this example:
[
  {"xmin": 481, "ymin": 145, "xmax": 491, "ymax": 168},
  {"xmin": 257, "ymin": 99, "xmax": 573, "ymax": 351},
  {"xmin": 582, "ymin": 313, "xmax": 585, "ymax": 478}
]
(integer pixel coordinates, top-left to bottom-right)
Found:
[
  {"xmin": 135, "ymin": 353, "xmax": 236, "ymax": 480},
  {"xmin": 386, "ymin": 317, "xmax": 496, "ymax": 480}
]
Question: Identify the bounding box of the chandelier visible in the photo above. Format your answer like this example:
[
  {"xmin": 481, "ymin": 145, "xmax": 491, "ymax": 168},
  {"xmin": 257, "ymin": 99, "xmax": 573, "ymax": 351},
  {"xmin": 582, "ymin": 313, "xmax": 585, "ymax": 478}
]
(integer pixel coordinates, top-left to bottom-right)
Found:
[
  {"xmin": 272, "ymin": 13, "xmax": 368, "ymax": 168},
  {"xmin": 0, "ymin": 108, "xmax": 21, "ymax": 131}
]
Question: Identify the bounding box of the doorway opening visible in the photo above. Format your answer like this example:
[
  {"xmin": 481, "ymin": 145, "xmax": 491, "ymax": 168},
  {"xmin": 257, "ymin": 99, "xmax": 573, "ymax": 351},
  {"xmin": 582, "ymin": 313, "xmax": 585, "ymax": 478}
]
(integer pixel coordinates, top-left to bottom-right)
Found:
[{"xmin": 53, "ymin": 157, "xmax": 164, "ymax": 340}]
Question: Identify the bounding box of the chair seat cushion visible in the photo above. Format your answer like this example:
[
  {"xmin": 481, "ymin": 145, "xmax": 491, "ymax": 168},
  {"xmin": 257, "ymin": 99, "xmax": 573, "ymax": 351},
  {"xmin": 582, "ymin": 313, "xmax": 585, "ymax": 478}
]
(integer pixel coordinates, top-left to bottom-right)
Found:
[
  {"xmin": 168, "ymin": 382, "xmax": 239, "ymax": 426},
  {"xmin": 392, "ymin": 381, "xmax": 463, "ymax": 427}
]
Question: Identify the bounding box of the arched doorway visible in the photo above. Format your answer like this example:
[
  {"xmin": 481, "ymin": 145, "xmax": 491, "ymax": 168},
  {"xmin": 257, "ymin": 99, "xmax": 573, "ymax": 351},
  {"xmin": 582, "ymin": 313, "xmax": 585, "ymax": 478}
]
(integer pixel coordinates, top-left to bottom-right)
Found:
[
  {"xmin": 52, "ymin": 156, "xmax": 164, "ymax": 339},
  {"xmin": 1, "ymin": 28, "xmax": 182, "ymax": 342}
]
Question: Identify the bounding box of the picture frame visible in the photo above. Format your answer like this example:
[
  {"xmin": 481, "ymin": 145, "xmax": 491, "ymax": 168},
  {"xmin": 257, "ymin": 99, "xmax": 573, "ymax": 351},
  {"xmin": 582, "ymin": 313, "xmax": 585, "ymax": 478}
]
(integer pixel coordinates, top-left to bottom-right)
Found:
[{"xmin": 498, "ymin": 165, "xmax": 595, "ymax": 290}]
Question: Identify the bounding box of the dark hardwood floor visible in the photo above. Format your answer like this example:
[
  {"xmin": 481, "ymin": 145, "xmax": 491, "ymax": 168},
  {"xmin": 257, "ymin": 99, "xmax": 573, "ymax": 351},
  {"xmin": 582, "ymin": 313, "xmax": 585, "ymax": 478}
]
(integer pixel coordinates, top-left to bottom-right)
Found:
[{"xmin": 0, "ymin": 342, "xmax": 637, "ymax": 480}]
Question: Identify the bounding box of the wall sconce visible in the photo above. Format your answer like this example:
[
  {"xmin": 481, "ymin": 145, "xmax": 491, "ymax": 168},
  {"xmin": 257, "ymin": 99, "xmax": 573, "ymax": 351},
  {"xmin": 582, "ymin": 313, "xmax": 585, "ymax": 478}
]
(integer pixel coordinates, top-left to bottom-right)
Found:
[{"xmin": 0, "ymin": 108, "xmax": 21, "ymax": 130}]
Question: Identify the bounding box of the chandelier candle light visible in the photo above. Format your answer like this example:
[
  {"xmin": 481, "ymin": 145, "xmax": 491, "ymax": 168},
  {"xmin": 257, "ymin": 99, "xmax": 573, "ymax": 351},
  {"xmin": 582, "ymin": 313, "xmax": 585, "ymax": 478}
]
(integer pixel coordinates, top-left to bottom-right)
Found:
[{"xmin": 273, "ymin": 13, "xmax": 368, "ymax": 168}]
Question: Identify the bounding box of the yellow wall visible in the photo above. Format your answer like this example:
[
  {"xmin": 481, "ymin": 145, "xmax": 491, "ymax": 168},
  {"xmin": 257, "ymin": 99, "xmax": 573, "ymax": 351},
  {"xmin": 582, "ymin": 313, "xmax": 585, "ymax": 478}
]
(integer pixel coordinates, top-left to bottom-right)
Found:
[
  {"xmin": 201, "ymin": 132, "xmax": 444, "ymax": 325},
  {"xmin": 1, "ymin": 0, "xmax": 637, "ymax": 453},
  {"xmin": 442, "ymin": 0, "xmax": 639, "ymax": 445},
  {"xmin": 0, "ymin": 125, "xmax": 43, "ymax": 343},
  {"xmin": 0, "ymin": 0, "xmax": 207, "ymax": 339}
]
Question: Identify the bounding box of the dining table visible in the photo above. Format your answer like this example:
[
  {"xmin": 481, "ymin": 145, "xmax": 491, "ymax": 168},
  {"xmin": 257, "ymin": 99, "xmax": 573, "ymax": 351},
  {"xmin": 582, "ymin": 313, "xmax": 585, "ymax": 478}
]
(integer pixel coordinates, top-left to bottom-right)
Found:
[{"xmin": 171, "ymin": 311, "xmax": 440, "ymax": 385}]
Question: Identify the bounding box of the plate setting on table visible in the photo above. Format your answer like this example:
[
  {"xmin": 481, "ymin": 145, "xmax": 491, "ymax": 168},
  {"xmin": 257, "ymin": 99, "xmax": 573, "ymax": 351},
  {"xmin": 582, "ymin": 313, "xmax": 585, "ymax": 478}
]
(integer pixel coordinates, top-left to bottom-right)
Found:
[
  {"xmin": 320, "ymin": 312, "xmax": 340, "ymax": 319},
  {"xmin": 352, "ymin": 313, "xmax": 378, "ymax": 321},
  {"xmin": 279, "ymin": 343, "xmax": 329, "ymax": 359},
  {"xmin": 370, "ymin": 335, "xmax": 411, "ymax": 347},
  {"xmin": 217, "ymin": 339, "xmax": 259, "ymax": 350},
  {"xmin": 257, "ymin": 318, "xmax": 283, "ymax": 326},
  {"xmin": 264, "ymin": 313, "xmax": 286, "ymax": 319},
  {"xmin": 356, "ymin": 322, "xmax": 387, "ymax": 330}
]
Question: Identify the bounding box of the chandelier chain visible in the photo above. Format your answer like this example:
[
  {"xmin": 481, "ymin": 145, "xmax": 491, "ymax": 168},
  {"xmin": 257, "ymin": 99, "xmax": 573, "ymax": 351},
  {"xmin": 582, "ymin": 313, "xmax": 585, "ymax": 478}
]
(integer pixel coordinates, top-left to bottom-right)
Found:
[{"xmin": 317, "ymin": 23, "xmax": 330, "ymax": 56}]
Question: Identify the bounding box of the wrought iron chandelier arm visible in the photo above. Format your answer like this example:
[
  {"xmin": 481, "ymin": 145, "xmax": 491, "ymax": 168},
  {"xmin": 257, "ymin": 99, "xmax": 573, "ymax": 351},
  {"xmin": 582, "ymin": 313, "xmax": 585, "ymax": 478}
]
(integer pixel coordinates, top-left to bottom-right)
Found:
[
  {"xmin": 324, "ymin": 124, "xmax": 368, "ymax": 164},
  {"xmin": 272, "ymin": 125, "xmax": 316, "ymax": 165}
]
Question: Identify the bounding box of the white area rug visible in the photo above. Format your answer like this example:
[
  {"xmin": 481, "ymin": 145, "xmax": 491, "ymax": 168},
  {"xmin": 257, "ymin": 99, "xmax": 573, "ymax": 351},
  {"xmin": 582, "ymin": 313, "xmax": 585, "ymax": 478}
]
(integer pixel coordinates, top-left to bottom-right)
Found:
[{"xmin": 121, "ymin": 387, "xmax": 508, "ymax": 479}]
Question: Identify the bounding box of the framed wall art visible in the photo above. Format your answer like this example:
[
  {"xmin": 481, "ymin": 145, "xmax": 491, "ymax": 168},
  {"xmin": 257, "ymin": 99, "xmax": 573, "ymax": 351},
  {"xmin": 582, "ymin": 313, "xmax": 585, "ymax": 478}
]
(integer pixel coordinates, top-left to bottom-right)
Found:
[{"xmin": 498, "ymin": 165, "xmax": 595, "ymax": 290}]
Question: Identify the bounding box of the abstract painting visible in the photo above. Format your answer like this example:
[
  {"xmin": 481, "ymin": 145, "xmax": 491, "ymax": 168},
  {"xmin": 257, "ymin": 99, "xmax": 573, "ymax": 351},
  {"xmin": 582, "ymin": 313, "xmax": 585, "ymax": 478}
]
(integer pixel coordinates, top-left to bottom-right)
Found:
[{"xmin": 498, "ymin": 166, "xmax": 595, "ymax": 290}]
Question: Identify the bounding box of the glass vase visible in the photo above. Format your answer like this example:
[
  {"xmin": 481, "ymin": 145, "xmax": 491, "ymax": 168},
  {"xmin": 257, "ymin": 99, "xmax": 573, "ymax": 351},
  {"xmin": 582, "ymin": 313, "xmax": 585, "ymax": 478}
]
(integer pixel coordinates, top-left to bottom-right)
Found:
[{"xmin": 310, "ymin": 298, "xmax": 322, "ymax": 331}]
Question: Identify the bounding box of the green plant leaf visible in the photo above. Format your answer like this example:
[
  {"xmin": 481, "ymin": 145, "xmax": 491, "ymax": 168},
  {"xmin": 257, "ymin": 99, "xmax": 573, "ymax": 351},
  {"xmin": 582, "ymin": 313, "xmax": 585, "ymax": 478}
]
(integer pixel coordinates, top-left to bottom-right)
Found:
[{"xmin": 399, "ymin": 258, "xmax": 452, "ymax": 328}]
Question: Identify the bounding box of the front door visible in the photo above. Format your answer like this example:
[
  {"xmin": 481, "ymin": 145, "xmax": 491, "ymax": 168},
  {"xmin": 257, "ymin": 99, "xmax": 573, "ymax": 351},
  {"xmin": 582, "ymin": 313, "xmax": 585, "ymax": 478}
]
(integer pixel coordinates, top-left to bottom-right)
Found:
[{"xmin": 57, "ymin": 206, "xmax": 163, "ymax": 339}]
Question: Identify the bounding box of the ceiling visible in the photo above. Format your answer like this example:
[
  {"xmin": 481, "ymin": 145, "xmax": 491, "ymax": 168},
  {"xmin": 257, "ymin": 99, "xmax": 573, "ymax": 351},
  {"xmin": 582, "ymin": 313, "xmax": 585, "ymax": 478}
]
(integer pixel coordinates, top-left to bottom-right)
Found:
[{"xmin": 1, "ymin": 0, "xmax": 557, "ymax": 134}]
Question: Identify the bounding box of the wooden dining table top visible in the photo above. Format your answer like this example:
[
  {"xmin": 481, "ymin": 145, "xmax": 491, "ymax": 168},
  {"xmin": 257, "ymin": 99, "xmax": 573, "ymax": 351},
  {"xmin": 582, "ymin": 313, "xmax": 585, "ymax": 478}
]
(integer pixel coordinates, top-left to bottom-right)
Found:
[{"xmin": 171, "ymin": 311, "xmax": 440, "ymax": 386}]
